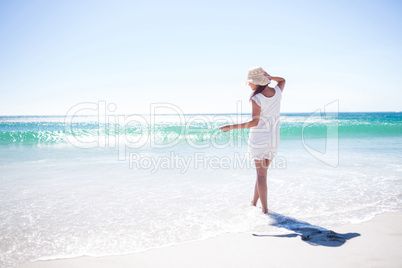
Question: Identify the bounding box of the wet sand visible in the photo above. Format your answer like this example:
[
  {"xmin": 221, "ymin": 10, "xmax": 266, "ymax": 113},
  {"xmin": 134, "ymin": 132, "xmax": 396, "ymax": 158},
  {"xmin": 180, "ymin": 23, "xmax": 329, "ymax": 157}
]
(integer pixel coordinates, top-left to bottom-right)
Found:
[{"xmin": 19, "ymin": 211, "xmax": 402, "ymax": 268}]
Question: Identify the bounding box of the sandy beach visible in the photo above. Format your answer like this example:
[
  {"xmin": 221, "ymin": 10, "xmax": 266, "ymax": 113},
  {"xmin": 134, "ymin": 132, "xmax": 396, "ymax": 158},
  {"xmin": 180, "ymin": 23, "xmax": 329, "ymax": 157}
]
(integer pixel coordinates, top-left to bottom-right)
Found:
[{"xmin": 19, "ymin": 211, "xmax": 402, "ymax": 268}]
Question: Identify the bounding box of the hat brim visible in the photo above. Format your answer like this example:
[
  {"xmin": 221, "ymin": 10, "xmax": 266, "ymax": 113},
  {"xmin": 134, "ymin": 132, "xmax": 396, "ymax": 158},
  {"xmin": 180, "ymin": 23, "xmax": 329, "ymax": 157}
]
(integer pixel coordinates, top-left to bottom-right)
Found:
[{"xmin": 243, "ymin": 77, "xmax": 271, "ymax": 86}]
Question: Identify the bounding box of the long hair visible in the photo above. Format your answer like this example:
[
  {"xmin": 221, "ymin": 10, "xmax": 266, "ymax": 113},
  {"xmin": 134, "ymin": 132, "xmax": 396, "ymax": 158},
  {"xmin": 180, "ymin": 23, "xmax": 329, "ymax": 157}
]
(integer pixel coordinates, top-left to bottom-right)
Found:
[{"xmin": 250, "ymin": 85, "xmax": 267, "ymax": 101}]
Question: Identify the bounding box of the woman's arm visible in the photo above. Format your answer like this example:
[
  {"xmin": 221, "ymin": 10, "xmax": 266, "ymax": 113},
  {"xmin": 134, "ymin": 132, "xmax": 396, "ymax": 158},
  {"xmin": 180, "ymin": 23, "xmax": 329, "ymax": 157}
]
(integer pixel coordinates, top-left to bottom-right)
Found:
[
  {"xmin": 264, "ymin": 72, "xmax": 286, "ymax": 92},
  {"xmin": 219, "ymin": 100, "xmax": 261, "ymax": 132},
  {"xmin": 272, "ymin": 76, "xmax": 286, "ymax": 92}
]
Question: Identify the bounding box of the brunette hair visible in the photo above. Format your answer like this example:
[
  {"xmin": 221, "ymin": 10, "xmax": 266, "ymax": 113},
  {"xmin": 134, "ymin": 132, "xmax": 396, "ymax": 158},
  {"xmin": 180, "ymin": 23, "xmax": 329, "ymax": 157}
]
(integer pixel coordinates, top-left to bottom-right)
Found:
[{"xmin": 250, "ymin": 85, "xmax": 267, "ymax": 101}]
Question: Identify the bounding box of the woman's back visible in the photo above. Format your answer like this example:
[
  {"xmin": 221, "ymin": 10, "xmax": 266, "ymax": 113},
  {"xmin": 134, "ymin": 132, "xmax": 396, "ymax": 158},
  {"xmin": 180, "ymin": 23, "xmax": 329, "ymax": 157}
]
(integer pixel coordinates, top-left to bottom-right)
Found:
[
  {"xmin": 250, "ymin": 85, "xmax": 282, "ymax": 123},
  {"xmin": 248, "ymin": 85, "xmax": 282, "ymax": 159}
]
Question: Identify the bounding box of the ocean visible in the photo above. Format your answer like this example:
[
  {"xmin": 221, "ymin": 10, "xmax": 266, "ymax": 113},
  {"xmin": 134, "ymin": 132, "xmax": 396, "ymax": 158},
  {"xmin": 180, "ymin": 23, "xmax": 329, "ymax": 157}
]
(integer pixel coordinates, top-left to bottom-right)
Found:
[{"xmin": 1, "ymin": 112, "xmax": 401, "ymax": 267}]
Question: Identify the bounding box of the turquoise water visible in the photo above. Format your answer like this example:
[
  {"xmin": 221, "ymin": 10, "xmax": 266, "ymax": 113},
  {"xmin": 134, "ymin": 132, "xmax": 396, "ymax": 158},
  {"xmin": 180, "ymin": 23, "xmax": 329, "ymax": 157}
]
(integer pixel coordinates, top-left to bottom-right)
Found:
[
  {"xmin": 0, "ymin": 112, "xmax": 401, "ymax": 267},
  {"xmin": 0, "ymin": 112, "xmax": 401, "ymax": 144}
]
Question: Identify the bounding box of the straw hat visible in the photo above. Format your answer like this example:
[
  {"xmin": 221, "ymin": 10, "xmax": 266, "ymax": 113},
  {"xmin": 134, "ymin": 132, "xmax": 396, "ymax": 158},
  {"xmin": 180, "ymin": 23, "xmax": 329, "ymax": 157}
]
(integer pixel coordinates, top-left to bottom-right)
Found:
[{"xmin": 243, "ymin": 66, "xmax": 271, "ymax": 86}]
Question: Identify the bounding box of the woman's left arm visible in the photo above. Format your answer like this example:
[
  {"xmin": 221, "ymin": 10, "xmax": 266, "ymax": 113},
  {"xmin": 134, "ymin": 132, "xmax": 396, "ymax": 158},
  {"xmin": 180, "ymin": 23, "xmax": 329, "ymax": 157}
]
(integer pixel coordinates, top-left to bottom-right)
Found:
[{"xmin": 219, "ymin": 100, "xmax": 261, "ymax": 132}]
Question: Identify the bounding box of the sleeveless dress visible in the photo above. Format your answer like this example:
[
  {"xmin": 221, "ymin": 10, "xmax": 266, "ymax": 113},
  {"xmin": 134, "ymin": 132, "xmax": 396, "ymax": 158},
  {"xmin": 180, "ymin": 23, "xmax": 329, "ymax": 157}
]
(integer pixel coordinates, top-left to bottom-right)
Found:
[{"xmin": 247, "ymin": 85, "xmax": 282, "ymax": 160}]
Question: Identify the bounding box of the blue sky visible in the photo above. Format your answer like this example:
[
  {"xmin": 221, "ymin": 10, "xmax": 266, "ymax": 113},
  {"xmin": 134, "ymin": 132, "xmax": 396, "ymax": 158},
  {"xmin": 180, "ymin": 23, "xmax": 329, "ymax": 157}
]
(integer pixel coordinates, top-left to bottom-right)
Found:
[{"xmin": 0, "ymin": 0, "xmax": 401, "ymax": 115}]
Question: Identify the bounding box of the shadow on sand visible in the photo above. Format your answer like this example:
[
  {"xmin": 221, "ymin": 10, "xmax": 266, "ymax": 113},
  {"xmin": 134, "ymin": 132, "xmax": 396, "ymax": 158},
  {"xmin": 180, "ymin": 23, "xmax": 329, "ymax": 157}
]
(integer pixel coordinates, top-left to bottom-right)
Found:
[{"xmin": 253, "ymin": 212, "xmax": 360, "ymax": 247}]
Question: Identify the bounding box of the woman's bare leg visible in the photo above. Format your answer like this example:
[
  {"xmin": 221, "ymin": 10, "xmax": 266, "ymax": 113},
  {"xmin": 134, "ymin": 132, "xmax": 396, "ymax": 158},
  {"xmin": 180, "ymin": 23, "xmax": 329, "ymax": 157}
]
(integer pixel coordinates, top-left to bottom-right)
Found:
[
  {"xmin": 251, "ymin": 180, "xmax": 259, "ymax": 206},
  {"xmin": 254, "ymin": 158, "xmax": 271, "ymax": 214}
]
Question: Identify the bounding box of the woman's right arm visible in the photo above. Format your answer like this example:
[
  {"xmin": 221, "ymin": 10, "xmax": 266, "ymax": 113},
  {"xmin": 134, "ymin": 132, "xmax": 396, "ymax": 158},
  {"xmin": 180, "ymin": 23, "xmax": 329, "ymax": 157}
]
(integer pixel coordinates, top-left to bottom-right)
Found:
[
  {"xmin": 264, "ymin": 72, "xmax": 286, "ymax": 92},
  {"xmin": 271, "ymin": 76, "xmax": 286, "ymax": 92}
]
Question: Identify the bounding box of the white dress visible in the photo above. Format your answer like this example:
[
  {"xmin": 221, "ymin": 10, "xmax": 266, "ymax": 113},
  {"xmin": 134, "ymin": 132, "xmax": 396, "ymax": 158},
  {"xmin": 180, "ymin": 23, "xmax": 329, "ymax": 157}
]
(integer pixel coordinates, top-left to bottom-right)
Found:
[{"xmin": 247, "ymin": 85, "xmax": 282, "ymax": 160}]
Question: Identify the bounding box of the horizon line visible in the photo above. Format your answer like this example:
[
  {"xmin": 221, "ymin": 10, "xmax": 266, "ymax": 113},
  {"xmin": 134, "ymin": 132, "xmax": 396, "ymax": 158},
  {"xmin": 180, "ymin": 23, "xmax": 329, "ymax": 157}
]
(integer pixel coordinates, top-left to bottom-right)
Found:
[{"xmin": 0, "ymin": 111, "xmax": 401, "ymax": 117}]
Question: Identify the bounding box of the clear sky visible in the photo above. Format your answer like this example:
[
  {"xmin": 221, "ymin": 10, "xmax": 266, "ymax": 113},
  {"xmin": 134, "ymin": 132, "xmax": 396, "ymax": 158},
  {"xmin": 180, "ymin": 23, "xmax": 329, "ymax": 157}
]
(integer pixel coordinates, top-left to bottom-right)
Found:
[{"xmin": 0, "ymin": 0, "xmax": 401, "ymax": 115}]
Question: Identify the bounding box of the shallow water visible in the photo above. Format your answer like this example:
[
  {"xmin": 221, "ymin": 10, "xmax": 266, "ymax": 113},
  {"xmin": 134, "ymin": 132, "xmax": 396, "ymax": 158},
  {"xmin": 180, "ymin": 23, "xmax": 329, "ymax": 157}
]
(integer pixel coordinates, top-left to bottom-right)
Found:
[{"xmin": 0, "ymin": 112, "xmax": 401, "ymax": 267}]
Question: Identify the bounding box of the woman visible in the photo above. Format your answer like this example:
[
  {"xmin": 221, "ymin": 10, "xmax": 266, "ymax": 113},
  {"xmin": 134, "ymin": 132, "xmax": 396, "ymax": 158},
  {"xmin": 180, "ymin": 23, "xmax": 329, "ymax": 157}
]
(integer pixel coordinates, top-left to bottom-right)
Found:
[{"xmin": 219, "ymin": 66, "xmax": 285, "ymax": 214}]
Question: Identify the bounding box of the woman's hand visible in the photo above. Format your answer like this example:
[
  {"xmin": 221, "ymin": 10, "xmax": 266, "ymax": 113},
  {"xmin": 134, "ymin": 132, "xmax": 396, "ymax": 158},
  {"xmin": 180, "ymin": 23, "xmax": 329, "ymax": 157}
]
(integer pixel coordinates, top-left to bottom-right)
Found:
[
  {"xmin": 263, "ymin": 71, "xmax": 272, "ymax": 80},
  {"xmin": 219, "ymin": 125, "xmax": 232, "ymax": 132}
]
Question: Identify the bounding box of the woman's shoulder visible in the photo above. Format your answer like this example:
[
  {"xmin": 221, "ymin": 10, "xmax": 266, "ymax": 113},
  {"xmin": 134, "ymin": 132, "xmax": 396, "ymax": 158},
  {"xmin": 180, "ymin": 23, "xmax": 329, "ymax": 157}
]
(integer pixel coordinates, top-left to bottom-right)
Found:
[
  {"xmin": 274, "ymin": 85, "xmax": 284, "ymax": 95},
  {"xmin": 250, "ymin": 93, "xmax": 262, "ymax": 105},
  {"xmin": 260, "ymin": 86, "xmax": 278, "ymax": 98}
]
